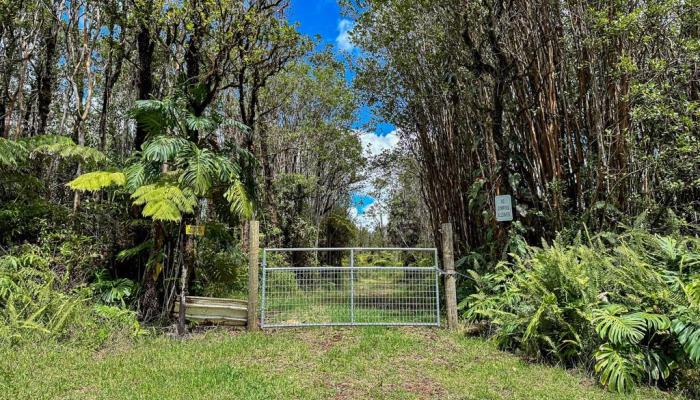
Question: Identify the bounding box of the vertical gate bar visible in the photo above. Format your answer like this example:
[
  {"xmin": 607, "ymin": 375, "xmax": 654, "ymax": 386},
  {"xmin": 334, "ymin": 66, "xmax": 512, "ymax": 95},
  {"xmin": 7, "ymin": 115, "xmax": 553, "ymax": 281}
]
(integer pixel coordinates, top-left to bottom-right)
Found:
[
  {"xmin": 260, "ymin": 249, "xmax": 267, "ymax": 328},
  {"xmin": 434, "ymin": 248, "xmax": 441, "ymax": 327},
  {"xmin": 350, "ymin": 249, "xmax": 355, "ymax": 324}
]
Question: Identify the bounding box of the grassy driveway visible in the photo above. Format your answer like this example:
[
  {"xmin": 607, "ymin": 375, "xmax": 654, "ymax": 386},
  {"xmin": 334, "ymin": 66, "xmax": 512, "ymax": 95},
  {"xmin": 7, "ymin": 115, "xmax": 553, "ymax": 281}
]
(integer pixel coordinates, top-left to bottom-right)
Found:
[{"xmin": 0, "ymin": 327, "xmax": 682, "ymax": 399}]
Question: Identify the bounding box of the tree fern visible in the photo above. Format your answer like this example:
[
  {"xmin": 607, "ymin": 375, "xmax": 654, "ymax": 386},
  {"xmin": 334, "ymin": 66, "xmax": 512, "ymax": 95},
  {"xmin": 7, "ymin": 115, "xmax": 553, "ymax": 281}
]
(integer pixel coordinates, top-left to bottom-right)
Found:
[
  {"xmin": 67, "ymin": 171, "xmax": 126, "ymax": 192},
  {"xmin": 32, "ymin": 142, "xmax": 107, "ymax": 164},
  {"xmin": 131, "ymin": 183, "xmax": 197, "ymax": 222}
]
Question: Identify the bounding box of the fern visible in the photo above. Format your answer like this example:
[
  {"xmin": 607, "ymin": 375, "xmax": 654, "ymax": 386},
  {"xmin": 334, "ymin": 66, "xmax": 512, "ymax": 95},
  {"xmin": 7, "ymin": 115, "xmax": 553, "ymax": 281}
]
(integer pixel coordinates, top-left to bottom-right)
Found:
[
  {"xmin": 685, "ymin": 278, "xmax": 700, "ymax": 306},
  {"xmin": 594, "ymin": 344, "xmax": 642, "ymax": 393},
  {"xmin": 131, "ymin": 183, "xmax": 197, "ymax": 222},
  {"xmin": 32, "ymin": 142, "xmax": 107, "ymax": 164},
  {"xmin": 224, "ymin": 179, "xmax": 255, "ymax": 219},
  {"xmin": 67, "ymin": 171, "xmax": 126, "ymax": 192},
  {"xmin": 0, "ymin": 137, "xmax": 28, "ymax": 167}
]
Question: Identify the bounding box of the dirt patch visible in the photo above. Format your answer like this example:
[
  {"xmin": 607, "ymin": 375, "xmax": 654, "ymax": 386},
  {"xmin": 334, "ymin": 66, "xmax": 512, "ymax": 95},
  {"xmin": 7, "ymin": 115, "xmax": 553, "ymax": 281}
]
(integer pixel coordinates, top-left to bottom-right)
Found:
[{"xmin": 291, "ymin": 328, "xmax": 358, "ymax": 354}]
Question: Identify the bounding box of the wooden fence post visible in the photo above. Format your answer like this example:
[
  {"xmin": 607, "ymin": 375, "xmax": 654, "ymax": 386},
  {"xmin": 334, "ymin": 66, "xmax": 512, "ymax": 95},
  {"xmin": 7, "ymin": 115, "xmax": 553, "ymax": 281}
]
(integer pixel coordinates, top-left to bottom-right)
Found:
[
  {"xmin": 247, "ymin": 220, "xmax": 260, "ymax": 331},
  {"xmin": 441, "ymin": 222, "xmax": 458, "ymax": 329}
]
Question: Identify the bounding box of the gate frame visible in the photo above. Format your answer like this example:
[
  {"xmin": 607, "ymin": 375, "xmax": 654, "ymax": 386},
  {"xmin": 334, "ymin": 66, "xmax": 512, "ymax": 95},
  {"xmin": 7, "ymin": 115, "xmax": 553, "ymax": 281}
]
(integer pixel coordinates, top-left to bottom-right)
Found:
[{"xmin": 260, "ymin": 247, "xmax": 441, "ymax": 328}]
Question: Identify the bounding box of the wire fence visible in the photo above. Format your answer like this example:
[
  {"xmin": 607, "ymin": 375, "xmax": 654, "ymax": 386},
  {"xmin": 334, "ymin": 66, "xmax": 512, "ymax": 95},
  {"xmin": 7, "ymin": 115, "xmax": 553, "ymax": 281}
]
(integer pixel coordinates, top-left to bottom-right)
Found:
[{"xmin": 260, "ymin": 248, "xmax": 440, "ymax": 328}]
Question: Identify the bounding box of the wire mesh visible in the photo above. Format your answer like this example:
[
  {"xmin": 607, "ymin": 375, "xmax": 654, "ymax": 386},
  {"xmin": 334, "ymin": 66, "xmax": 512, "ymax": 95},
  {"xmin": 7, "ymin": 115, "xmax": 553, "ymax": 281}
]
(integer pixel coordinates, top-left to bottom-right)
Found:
[{"xmin": 261, "ymin": 249, "xmax": 440, "ymax": 327}]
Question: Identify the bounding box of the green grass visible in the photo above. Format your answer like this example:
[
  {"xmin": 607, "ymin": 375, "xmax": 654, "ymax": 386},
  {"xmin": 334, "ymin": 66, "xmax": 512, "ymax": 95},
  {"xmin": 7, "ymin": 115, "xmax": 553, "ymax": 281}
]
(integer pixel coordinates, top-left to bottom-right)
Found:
[{"xmin": 0, "ymin": 327, "xmax": 684, "ymax": 400}]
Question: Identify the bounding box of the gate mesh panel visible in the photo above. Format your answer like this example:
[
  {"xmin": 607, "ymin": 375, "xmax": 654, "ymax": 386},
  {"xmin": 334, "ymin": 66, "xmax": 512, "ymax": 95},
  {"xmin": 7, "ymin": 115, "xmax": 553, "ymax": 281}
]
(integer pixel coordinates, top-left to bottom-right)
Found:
[{"xmin": 261, "ymin": 249, "xmax": 440, "ymax": 327}]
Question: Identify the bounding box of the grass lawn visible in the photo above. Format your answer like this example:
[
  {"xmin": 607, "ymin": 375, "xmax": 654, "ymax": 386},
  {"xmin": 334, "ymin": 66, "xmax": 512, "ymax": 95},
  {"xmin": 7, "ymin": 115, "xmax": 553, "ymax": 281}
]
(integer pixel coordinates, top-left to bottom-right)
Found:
[{"xmin": 0, "ymin": 327, "xmax": 683, "ymax": 400}]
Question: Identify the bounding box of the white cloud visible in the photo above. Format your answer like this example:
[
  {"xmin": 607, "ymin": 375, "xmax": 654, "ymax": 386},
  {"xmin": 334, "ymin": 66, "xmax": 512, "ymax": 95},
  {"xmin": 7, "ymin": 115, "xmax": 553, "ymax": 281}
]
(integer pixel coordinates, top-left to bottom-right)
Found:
[
  {"xmin": 348, "ymin": 204, "xmax": 385, "ymax": 231},
  {"xmin": 336, "ymin": 19, "xmax": 355, "ymax": 52},
  {"xmin": 358, "ymin": 129, "xmax": 400, "ymax": 158}
]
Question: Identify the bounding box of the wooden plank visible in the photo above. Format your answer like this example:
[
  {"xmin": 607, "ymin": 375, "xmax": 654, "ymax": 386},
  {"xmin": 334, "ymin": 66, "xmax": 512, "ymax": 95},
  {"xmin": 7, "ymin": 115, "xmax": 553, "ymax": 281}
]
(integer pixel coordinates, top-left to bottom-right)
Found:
[
  {"xmin": 442, "ymin": 222, "xmax": 458, "ymax": 329},
  {"xmin": 170, "ymin": 313, "xmax": 247, "ymax": 326},
  {"xmin": 173, "ymin": 303, "xmax": 248, "ymax": 320},
  {"xmin": 247, "ymin": 220, "xmax": 260, "ymax": 331},
  {"xmin": 185, "ymin": 296, "xmax": 247, "ymax": 306}
]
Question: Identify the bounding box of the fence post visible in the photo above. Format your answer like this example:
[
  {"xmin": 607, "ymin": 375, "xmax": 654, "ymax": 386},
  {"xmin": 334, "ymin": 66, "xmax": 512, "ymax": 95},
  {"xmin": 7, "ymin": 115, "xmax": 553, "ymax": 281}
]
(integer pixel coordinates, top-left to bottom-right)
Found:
[
  {"xmin": 350, "ymin": 249, "xmax": 355, "ymax": 324},
  {"xmin": 441, "ymin": 222, "xmax": 458, "ymax": 329},
  {"xmin": 247, "ymin": 220, "xmax": 260, "ymax": 331}
]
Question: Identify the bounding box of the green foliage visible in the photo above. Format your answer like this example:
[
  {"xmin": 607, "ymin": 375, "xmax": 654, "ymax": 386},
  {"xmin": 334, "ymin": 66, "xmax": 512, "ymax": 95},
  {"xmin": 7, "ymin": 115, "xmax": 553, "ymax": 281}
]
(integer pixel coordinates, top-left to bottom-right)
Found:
[
  {"xmin": 68, "ymin": 97, "xmax": 258, "ymax": 222},
  {"xmin": 68, "ymin": 171, "xmax": 126, "ymax": 192},
  {"xmin": 131, "ymin": 183, "xmax": 197, "ymax": 222},
  {"xmin": 92, "ymin": 270, "xmax": 136, "ymax": 307},
  {"xmin": 463, "ymin": 228, "xmax": 700, "ymax": 394},
  {"xmin": 31, "ymin": 141, "xmax": 107, "ymax": 164},
  {"xmin": 0, "ymin": 246, "xmax": 141, "ymax": 347},
  {"xmin": 0, "ymin": 137, "xmax": 27, "ymax": 167}
]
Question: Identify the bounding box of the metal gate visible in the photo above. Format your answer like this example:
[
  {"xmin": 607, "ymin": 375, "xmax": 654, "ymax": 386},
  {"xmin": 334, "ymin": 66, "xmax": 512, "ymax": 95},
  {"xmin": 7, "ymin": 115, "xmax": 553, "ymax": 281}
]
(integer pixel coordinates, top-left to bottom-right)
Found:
[{"xmin": 260, "ymin": 248, "xmax": 440, "ymax": 328}]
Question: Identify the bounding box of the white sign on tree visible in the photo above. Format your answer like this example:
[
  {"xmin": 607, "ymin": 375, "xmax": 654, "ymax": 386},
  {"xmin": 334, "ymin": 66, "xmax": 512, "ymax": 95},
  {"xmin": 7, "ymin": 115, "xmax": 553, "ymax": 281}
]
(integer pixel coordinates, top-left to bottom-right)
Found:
[{"xmin": 495, "ymin": 195, "xmax": 513, "ymax": 222}]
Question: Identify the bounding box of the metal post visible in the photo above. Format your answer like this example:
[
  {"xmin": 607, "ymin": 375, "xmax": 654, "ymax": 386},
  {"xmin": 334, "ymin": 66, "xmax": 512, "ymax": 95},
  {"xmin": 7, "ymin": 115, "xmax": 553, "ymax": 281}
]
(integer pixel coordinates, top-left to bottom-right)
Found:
[
  {"xmin": 260, "ymin": 249, "xmax": 267, "ymax": 328},
  {"xmin": 433, "ymin": 248, "xmax": 441, "ymax": 327},
  {"xmin": 350, "ymin": 249, "xmax": 355, "ymax": 324}
]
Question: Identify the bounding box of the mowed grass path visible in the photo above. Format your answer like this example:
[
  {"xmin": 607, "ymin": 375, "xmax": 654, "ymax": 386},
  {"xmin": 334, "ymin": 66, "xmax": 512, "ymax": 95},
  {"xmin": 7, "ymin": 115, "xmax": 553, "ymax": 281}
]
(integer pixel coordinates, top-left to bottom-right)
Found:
[{"xmin": 0, "ymin": 327, "xmax": 682, "ymax": 400}]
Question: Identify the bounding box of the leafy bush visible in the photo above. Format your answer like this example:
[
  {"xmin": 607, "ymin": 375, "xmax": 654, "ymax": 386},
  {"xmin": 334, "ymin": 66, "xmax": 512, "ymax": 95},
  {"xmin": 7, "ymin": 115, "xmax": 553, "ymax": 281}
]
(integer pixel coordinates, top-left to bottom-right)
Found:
[{"xmin": 462, "ymin": 229, "xmax": 700, "ymax": 395}]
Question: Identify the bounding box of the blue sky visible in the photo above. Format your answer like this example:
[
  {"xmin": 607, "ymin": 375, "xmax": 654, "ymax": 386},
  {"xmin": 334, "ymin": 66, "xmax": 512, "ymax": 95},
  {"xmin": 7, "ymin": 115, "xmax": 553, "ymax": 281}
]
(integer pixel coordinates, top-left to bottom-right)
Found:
[{"xmin": 288, "ymin": 1, "xmax": 397, "ymax": 222}]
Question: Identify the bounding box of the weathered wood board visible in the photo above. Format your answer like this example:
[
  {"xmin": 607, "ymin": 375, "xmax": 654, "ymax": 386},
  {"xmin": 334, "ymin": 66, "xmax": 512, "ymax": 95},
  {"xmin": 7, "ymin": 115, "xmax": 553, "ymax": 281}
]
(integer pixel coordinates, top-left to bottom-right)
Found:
[{"xmin": 173, "ymin": 296, "xmax": 248, "ymax": 326}]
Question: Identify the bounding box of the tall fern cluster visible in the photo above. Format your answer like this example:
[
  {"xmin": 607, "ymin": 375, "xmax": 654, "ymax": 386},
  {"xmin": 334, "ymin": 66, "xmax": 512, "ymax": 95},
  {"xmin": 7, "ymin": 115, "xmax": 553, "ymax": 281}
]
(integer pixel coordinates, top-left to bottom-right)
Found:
[
  {"xmin": 0, "ymin": 246, "xmax": 143, "ymax": 347},
  {"xmin": 463, "ymin": 229, "xmax": 700, "ymax": 394}
]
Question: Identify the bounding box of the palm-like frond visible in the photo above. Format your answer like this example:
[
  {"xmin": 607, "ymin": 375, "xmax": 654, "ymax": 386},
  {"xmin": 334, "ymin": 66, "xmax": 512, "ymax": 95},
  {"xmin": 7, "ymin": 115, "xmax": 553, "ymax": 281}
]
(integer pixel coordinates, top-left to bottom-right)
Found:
[
  {"xmin": 224, "ymin": 179, "xmax": 255, "ymax": 219},
  {"xmin": 129, "ymin": 98, "xmax": 188, "ymax": 138},
  {"xmin": 141, "ymin": 136, "xmax": 189, "ymax": 162},
  {"xmin": 595, "ymin": 344, "xmax": 643, "ymax": 393},
  {"xmin": 673, "ymin": 318, "xmax": 700, "ymax": 363},
  {"xmin": 592, "ymin": 305, "xmax": 646, "ymax": 345},
  {"xmin": 67, "ymin": 171, "xmax": 126, "ymax": 192},
  {"xmin": 123, "ymin": 161, "xmax": 161, "ymax": 193},
  {"xmin": 131, "ymin": 183, "xmax": 197, "ymax": 222},
  {"xmin": 178, "ymin": 143, "xmax": 219, "ymax": 196},
  {"xmin": 186, "ymin": 114, "xmax": 218, "ymax": 133}
]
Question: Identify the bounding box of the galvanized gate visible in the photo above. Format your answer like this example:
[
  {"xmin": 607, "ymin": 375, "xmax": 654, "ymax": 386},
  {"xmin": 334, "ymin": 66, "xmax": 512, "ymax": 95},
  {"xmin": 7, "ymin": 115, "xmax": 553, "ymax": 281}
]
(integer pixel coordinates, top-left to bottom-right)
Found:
[{"xmin": 260, "ymin": 248, "xmax": 440, "ymax": 328}]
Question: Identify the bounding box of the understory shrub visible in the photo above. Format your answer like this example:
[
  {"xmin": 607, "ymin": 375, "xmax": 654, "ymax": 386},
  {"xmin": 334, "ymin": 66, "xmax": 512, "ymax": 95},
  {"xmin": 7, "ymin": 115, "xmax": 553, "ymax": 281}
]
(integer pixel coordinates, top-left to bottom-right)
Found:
[
  {"xmin": 462, "ymin": 228, "xmax": 700, "ymax": 395},
  {"xmin": 0, "ymin": 246, "xmax": 144, "ymax": 348}
]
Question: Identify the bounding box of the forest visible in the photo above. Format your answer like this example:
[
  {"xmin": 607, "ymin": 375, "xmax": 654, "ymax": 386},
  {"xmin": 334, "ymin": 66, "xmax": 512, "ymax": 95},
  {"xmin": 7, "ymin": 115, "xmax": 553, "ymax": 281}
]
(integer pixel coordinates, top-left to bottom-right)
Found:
[{"xmin": 1, "ymin": 0, "xmax": 699, "ymax": 398}]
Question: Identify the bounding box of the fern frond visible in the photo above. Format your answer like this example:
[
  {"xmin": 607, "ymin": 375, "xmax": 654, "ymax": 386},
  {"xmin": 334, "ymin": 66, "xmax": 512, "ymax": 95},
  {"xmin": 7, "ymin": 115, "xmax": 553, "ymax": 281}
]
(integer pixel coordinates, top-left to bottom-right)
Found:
[
  {"xmin": 67, "ymin": 171, "xmax": 126, "ymax": 192},
  {"xmin": 115, "ymin": 240, "xmax": 153, "ymax": 262},
  {"xmin": 32, "ymin": 142, "xmax": 107, "ymax": 164},
  {"xmin": 224, "ymin": 179, "xmax": 255, "ymax": 219},
  {"xmin": 0, "ymin": 137, "xmax": 28, "ymax": 167},
  {"xmin": 685, "ymin": 278, "xmax": 700, "ymax": 307},
  {"xmin": 131, "ymin": 183, "xmax": 197, "ymax": 222}
]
